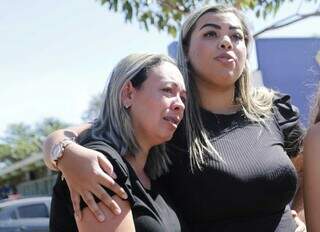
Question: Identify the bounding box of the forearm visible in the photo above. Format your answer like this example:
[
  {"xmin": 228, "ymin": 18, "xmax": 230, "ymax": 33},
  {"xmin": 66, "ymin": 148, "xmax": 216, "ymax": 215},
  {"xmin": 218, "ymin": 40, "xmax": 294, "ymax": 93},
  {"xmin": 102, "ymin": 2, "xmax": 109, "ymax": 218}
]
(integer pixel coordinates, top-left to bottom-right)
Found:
[
  {"xmin": 304, "ymin": 125, "xmax": 320, "ymax": 231},
  {"xmin": 292, "ymin": 175, "xmax": 305, "ymax": 220},
  {"xmin": 291, "ymin": 153, "xmax": 305, "ymax": 221},
  {"xmin": 42, "ymin": 123, "xmax": 91, "ymax": 170}
]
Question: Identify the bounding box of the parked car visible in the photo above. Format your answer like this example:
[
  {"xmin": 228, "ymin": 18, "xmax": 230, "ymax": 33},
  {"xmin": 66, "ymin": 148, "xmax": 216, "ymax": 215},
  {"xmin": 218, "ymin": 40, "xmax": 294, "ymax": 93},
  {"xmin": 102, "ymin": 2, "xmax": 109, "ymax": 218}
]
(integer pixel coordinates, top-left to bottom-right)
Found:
[{"xmin": 0, "ymin": 196, "xmax": 51, "ymax": 232}]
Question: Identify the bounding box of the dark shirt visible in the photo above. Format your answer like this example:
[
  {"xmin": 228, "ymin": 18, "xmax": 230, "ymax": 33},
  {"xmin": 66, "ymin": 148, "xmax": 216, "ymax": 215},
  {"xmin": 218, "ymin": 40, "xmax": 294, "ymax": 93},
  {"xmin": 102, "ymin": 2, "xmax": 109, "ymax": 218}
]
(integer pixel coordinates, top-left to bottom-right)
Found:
[
  {"xmin": 158, "ymin": 94, "xmax": 304, "ymax": 232},
  {"xmin": 50, "ymin": 137, "xmax": 181, "ymax": 232}
]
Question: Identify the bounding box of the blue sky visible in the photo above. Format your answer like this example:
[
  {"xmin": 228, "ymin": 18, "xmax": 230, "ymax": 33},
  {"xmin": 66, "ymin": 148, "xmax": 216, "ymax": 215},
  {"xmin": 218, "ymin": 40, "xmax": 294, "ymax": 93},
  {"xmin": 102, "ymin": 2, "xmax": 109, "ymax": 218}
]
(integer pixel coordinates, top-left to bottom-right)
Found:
[{"xmin": 0, "ymin": 0, "xmax": 319, "ymax": 136}]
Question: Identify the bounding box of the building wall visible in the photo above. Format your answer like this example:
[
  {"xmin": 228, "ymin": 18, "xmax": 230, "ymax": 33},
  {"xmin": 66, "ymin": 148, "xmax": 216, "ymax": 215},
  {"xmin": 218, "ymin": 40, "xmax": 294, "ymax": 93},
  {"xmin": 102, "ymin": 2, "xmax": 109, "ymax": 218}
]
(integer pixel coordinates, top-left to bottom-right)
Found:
[{"xmin": 256, "ymin": 38, "xmax": 320, "ymax": 125}]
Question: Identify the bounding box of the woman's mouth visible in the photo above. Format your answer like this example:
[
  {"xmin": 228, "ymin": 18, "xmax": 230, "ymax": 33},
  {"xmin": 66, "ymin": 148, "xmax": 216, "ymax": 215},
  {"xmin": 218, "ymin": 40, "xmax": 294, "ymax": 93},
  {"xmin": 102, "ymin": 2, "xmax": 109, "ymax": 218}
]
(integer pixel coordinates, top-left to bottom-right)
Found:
[
  {"xmin": 215, "ymin": 53, "xmax": 236, "ymax": 66},
  {"xmin": 163, "ymin": 116, "xmax": 180, "ymax": 128}
]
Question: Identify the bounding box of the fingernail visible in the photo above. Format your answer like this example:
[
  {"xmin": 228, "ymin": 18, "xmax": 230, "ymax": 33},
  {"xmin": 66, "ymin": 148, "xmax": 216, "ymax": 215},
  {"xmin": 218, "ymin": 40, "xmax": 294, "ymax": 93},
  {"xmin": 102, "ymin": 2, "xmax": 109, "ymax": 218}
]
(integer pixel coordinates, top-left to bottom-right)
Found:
[
  {"xmin": 114, "ymin": 207, "xmax": 121, "ymax": 215},
  {"xmin": 110, "ymin": 172, "xmax": 117, "ymax": 179},
  {"xmin": 74, "ymin": 213, "xmax": 79, "ymax": 221},
  {"xmin": 98, "ymin": 214, "xmax": 105, "ymax": 222},
  {"xmin": 121, "ymin": 190, "xmax": 128, "ymax": 199}
]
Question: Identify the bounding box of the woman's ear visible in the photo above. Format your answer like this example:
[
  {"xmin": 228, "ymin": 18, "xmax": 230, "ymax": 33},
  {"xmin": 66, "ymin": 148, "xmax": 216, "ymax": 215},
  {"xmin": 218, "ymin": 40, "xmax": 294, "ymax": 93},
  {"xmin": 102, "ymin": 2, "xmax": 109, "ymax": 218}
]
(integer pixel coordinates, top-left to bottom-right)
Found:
[{"xmin": 121, "ymin": 81, "xmax": 135, "ymax": 109}]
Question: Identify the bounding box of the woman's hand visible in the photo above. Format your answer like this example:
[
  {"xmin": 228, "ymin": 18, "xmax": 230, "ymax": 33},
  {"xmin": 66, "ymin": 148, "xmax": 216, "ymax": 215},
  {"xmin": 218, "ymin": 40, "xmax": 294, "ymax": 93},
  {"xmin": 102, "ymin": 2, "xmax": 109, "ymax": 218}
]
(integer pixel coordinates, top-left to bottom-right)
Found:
[
  {"xmin": 57, "ymin": 143, "xmax": 128, "ymax": 222},
  {"xmin": 292, "ymin": 210, "xmax": 307, "ymax": 232}
]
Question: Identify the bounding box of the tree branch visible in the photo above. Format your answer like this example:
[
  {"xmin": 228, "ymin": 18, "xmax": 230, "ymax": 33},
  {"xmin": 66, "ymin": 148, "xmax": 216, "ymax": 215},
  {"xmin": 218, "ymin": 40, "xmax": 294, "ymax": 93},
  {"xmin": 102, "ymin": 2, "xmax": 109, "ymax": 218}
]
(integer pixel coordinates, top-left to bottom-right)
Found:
[
  {"xmin": 254, "ymin": 10, "xmax": 320, "ymax": 37},
  {"xmin": 296, "ymin": 0, "xmax": 304, "ymax": 14},
  {"xmin": 157, "ymin": 0, "xmax": 189, "ymax": 14}
]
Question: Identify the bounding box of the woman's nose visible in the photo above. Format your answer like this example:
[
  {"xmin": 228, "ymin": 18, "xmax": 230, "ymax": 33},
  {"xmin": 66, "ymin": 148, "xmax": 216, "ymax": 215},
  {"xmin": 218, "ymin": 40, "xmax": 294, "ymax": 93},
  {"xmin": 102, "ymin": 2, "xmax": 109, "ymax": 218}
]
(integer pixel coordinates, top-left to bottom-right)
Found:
[
  {"xmin": 172, "ymin": 96, "xmax": 185, "ymax": 112},
  {"xmin": 219, "ymin": 36, "xmax": 232, "ymax": 50}
]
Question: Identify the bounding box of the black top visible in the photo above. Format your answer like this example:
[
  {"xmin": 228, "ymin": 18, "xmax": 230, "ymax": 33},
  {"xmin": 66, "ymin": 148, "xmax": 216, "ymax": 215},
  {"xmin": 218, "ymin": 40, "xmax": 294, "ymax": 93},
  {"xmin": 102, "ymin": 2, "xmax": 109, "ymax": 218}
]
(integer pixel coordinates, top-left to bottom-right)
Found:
[
  {"xmin": 50, "ymin": 136, "xmax": 181, "ymax": 232},
  {"xmin": 158, "ymin": 94, "xmax": 304, "ymax": 232}
]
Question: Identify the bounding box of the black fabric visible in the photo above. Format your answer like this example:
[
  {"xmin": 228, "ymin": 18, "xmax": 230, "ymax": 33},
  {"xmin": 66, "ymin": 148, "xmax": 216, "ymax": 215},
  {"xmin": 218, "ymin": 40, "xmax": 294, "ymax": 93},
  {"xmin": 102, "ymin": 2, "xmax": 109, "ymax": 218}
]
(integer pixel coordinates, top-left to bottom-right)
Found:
[
  {"xmin": 50, "ymin": 135, "xmax": 181, "ymax": 232},
  {"xmin": 273, "ymin": 93, "xmax": 305, "ymax": 157},
  {"xmin": 50, "ymin": 174, "xmax": 77, "ymax": 232},
  {"xmin": 157, "ymin": 94, "xmax": 305, "ymax": 232}
]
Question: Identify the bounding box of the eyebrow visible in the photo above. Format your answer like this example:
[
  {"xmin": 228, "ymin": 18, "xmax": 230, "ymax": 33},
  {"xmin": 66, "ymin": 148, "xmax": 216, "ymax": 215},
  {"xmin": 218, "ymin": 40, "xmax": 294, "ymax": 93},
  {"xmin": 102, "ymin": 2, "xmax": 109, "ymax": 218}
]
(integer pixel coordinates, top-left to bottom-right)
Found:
[
  {"xmin": 164, "ymin": 81, "xmax": 187, "ymax": 93},
  {"xmin": 200, "ymin": 23, "xmax": 242, "ymax": 31}
]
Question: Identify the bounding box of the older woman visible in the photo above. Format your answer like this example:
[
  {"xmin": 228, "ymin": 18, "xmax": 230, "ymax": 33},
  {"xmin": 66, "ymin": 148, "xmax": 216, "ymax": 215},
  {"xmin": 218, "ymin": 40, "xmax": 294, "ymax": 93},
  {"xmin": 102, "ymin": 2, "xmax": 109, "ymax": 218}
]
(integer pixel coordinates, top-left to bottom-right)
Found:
[
  {"xmin": 48, "ymin": 53, "xmax": 186, "ymax": 231},
  {"xmin": 44, "ymin": 5, "xmax": 305, "ymax": 232}
]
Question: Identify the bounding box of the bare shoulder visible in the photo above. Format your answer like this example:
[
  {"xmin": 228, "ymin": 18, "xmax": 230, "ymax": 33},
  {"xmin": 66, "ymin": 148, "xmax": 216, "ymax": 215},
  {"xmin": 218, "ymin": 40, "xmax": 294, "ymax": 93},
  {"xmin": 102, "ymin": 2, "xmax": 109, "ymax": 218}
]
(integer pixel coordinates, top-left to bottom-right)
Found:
[
  {"xmin": 305, "ymin": 123, "xmax": 320, "ymax": 145},
  {"xmin": 304, "ymin": 123, "xmax": 320, "ymax": 159},
  {"xmin": 77, "ymin": 196, "xmax": 135, "ymax": 232}
]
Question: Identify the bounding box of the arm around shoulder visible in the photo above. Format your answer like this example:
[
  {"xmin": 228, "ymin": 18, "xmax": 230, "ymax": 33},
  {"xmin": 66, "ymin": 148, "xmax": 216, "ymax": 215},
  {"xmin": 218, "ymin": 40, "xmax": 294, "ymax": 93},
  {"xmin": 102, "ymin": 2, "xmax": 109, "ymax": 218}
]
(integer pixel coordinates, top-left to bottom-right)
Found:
[{"xmin": 42, "ymin": 123, "xmax": 92, "ymax": 170}]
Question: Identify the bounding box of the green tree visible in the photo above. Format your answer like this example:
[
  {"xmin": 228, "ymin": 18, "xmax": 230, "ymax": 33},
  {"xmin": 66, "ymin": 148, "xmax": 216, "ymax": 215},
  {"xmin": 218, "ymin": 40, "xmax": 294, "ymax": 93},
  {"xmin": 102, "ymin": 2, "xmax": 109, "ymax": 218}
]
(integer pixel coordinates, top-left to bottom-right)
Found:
[
  {"xmin": 0, "ymin": 118, "xmax": 69, "ymax": 163},
  {"xmin": 81, "ymin": 93, "xmax": 103, "ymax": 122},
  {"xmin": 97, "ymin": 0, "xmax": 320, "ymax": 37}
]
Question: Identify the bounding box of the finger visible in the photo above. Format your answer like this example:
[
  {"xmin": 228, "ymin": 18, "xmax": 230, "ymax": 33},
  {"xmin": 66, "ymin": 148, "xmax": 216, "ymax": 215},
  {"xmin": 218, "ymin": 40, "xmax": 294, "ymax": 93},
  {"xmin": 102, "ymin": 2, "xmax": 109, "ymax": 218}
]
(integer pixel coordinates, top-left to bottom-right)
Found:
[
  {"xmin": 70, "ymin": 191, "xmax": 82, "ymax": 221},
  {"xmin": 295, "ymin": 226, "xmax": 306, "ymax": 232},
  {"xmin": 295, "ymin": 225, "xmax": 302, "ymax": 232},
  {"xmin": 291, "ymin": 210, "xmax": 298, "ymax": 217},
  {"xmin": 82, "ymin": 192, "xmax": 105, "ymax": 222},
  {"xmin": 294, "ymin": 218, "xmax": 306, "ymax": 232},
  {"xmin": 98, "ymin": 171, "xmax": 128, "ymax": 199},
  {"xmin": 98, "ymin": 155, "xmax": 117, "ymax": 179},
  {"xmin": 297, "ymin": 225, "xmax": 306, "ymax": 232},
  {"xmin": 94, "ymin": 185, "xmax": 121, "ymax": 215}
]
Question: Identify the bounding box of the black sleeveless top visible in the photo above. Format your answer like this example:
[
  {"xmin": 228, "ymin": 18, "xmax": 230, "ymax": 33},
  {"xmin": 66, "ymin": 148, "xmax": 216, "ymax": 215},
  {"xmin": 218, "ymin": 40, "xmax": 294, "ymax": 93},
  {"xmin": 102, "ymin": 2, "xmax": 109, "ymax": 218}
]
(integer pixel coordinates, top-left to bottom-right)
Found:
[{"xmin": 157, "ymin": 94, "xmax": 305, "ymax": 232}]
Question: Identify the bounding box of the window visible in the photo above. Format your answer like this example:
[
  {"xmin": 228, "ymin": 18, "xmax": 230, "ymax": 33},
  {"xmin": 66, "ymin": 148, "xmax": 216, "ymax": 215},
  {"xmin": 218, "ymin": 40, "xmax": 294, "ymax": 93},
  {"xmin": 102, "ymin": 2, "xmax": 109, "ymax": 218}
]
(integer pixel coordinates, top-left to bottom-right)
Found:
[
  {"xmin": 10, "ymin": 210, "xmax": 17, "ymax": 219},
  {"xmin": 18, "ymin": 203, "xmax": 48, "ymax": 218},
  {"xmin": 0, "ymin": 207, "xmax": 8, "ymax": 220}
]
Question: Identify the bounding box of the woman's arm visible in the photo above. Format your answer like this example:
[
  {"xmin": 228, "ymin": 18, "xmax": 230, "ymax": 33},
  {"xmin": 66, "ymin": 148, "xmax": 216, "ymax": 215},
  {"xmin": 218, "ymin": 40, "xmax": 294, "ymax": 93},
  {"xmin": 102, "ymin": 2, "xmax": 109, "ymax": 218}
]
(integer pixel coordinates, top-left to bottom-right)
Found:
[
  {"xmin": 43, "ymin": 124, "xmax": 128, "ymax": 221},
  {"xmin": 291, "ymin": 152, "xmax": 305, "ymax": 221},
  {"xmin": 43, "ymin": 123, "xmax": 91, "ymax": 170},
  {"xmin": 77, "ymin": 196, "xmax": 135, "ymax": 232},
  {"xmin": 291, "ymin": 153, "xmax": 307, "ymax": 232},
  {"xmin": 304, "ymin": 123, "xmax": 320, "ymax": 231}
]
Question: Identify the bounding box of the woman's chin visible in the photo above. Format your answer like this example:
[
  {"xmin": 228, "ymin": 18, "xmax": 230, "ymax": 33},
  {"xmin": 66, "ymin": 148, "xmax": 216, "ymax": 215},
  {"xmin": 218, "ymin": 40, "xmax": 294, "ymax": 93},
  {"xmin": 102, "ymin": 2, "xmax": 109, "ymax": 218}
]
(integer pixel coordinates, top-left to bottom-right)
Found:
[{"xmin": 157, "ymin": 132, "xmax": 175, "ymax": 144}]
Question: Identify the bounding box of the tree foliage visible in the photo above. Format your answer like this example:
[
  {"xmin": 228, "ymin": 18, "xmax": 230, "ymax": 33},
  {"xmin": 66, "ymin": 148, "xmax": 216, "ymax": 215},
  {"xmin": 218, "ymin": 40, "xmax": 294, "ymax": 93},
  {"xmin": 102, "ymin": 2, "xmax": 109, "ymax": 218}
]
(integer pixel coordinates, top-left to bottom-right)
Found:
[
  {"xmin": 98, "ymin": 0, "xmax": 320, "ymax": 37},
  {"xmin": 81, "ymin": 93, "xmax": 103, "ymax": 122},
  {"xmin": 0, "ymin": 118, "xmax": 69, "ymax": 164}
]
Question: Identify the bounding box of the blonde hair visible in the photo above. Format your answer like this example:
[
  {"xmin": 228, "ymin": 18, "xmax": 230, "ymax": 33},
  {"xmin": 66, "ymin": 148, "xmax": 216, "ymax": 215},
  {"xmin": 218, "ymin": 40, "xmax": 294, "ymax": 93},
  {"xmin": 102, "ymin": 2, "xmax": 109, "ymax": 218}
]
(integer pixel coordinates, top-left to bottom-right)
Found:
[
  {"xmin": 177, "ymin": 5, "xmax": 275, "ymax": 170},
  {"xmin": 309, "ymin": 82, "xmax": 320, "ymax": 125},
  {"xmin": 92, "ymin": 53, "xmax": 177, "ymax": 179}
]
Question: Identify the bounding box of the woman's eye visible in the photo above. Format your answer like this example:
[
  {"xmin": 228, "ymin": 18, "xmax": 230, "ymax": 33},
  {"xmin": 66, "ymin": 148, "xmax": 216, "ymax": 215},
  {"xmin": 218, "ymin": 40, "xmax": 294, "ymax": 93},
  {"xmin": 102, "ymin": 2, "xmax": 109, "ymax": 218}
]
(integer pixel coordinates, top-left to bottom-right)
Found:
[
  {"xmin": 181, "ymin": 96, "xmax": 187, "ymax": 104},
  {"xmin": 232, "ymin": 33, "xmax": 243, "ymax": 41},
  {"xmin": 204, "ymin": 31, "xmax": 217, "ymax": 38},
  {"xmin": 162, "ymin": 87, "xmax": 173, "ymax": 93}
]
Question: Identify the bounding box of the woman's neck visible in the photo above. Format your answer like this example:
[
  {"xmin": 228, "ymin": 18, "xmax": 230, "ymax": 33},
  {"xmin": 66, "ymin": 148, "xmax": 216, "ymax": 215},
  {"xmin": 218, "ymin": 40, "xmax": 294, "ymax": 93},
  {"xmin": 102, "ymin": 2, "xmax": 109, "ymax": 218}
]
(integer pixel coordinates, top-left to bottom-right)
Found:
[
  {"xmin": 124, "ymin": 145, "xmax": 151, "ymax": 189},
  {"xmin": 125, "ymin": 150, "xmax": 148, "ymax": 172},
  {"xmin": 197, "ymin": 81, "xmax": 239, "ymax": 114}
]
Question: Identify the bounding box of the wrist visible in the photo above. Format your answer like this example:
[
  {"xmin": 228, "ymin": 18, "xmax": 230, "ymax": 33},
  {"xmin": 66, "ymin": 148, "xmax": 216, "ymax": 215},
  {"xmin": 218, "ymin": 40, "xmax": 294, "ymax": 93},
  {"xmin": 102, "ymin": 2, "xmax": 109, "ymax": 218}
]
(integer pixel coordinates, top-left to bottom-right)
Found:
[
  {"xmin": 54, "ymin": 140, "xmax": 76, "ymax": 171},
  {"xmin": 50, "ymin": 132, "xmax": 78, "ymax": 170}
]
